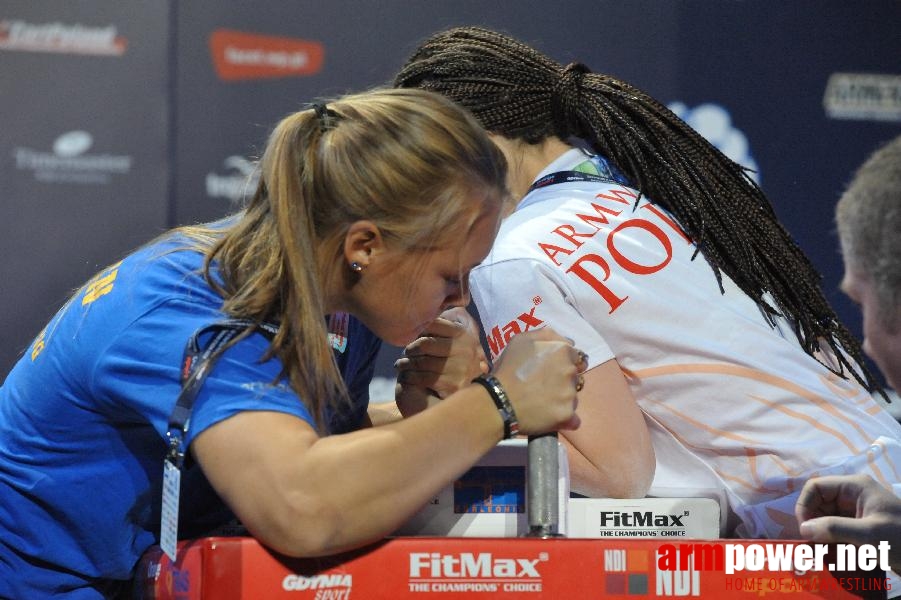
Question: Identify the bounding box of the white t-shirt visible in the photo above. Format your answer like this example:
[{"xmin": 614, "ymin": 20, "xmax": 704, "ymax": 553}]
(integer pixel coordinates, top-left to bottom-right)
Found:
[{"xmin": 472, "ymin": 148, "xmax": 901, "ymax": 538}]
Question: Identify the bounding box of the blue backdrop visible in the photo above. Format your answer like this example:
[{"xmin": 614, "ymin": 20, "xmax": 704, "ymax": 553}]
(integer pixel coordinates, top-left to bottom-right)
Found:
[{"xmin": 2, "ymin": 1, "xmax": 899, "ymax": 390}]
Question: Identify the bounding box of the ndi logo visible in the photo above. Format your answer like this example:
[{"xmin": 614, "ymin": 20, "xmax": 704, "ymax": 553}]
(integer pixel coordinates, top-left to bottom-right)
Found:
[
  {"xmin": 603, "ymin": 548, "xmax": 651, "ymax": 595},
  {"xmin": 668, "ymin": 102, "xmax": 760, "ymax": 184},
  {"xmin": 14, "ymin": 130, "xmax": 132, "ymax": 184}
]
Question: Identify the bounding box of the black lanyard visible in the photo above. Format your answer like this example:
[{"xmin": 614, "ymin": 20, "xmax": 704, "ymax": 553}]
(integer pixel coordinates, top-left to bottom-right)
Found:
[
  {"xmin": 165, "ymin": 318, "xmax": 278, "ymax": 469},
  {"xmin": 527, "ymin": 152, "xmax": 631, "ymax": 195},
  {"xmin": 528, "ymin": 169, "xmax": 622, "ymax": 193}
]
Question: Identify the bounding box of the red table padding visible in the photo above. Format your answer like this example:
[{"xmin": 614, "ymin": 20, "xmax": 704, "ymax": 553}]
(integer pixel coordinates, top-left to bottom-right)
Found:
[{"xmin": 134, "ymin": 536, "xmax": 889, "ymax": 599}]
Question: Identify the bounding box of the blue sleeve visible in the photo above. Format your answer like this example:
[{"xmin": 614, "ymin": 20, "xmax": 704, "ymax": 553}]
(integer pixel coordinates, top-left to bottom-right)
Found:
[
  {"xmin": 189, "ymin": 317, "xmax": 382, "ymax": 437},
  {"xmin": 93, "ymin": 303, "xmax": 380, "ymax": 443},
  {"xmin": 91, "ymin": 302, "xmax": 313, "ymax": 445},
  {"xmin": 185, "ymin": 333, "xmax": 313, "ymax": 445}
]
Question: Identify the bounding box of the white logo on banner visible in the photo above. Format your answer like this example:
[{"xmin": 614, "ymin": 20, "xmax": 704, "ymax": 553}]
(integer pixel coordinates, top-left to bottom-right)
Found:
[
  {"xmin": 668, "ymin": 102, "xmax": 761, "ymax": 184},
  {"xmin": 408, "ymin": 552, "xmax": 546, "ymax": 593},
  {"xmin": 823, "ymin": 73, "xmax": 901, "ymax": 122},
  {"xmin": 0, "ymin": 20, "xmax": 127, "ymax": 56},
  {"xmin": 206, "ymin": 155, "xmax": 259, "ymax": 203},
  {"xmin": 13, "ymin": 131, "xmax": 133, "ymax": 185},
  {"xmin": 282, "ymin": 573, "xmax": 352, "ymax": 592},
  {"xmin": 53, "ymin": 131, "xmax": 93, "ymax": 157}
]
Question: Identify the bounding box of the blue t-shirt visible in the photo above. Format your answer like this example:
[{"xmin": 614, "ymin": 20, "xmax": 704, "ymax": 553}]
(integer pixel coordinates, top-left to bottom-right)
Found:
[{"xmin": 0, "ymin": 234, "xmax": 381, "ymax": 598}]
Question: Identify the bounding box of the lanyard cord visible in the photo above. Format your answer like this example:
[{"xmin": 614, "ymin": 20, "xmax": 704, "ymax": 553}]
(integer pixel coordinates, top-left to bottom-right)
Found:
[
  {"xmin": 528, "ymin": 169, "xmax": 620, "ymax": 193},
  {"xmin": 527, "ymin": 154, "xmax": 630, "ymax": 194},
  {"xmin": 165, "ymin": 318, "xmax": 277, "ymax": 469}
]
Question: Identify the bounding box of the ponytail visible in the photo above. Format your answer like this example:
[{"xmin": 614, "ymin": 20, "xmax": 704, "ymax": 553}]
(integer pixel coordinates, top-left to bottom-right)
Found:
[
  {"xmin": 395, "ymin": 26, "xmax": 880, "ymax": 392},
  {"xmin": 179, "ymin": 87, "xmax": 506, "ymax": 430}
]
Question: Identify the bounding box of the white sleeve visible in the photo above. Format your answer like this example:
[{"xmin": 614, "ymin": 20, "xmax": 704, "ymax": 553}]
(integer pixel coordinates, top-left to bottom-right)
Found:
[{"xmin": 471, "ymin": 257, "xmax": 614, "ymax": 369}]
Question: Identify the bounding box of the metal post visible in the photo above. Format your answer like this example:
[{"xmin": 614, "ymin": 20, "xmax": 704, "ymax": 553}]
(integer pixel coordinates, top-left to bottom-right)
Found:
[{"xmin": 526, "ymin": 432, "xmax": 563, "ymax": 537}]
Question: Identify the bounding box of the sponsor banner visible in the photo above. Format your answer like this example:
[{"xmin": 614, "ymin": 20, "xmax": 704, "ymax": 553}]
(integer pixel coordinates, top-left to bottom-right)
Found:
[
  {"xmin": 823, "ymin": 73, "xmax": 901, "ymax": 123},
  {"xmin": 205, "ymin": 154, "xmax": 259, "ymax": 204},
  {"xmin": 0, "ymin": 18, "xmax": 127, "ymax": 55},
  {"xmin": 209, "ymin": 29, "xmax": 324, "ymax": 81},
  {"xmin": 136, "ymin": 536, "xmax": 889, "ymax": 599},
  {"xmin": 0, "ymin": 3, "xmax": 168, "ymax": 376},
  {"xmin": 568, "ymin": 498, "xmax": 721, "ymax": 540},
  {"xmin": 12, "ymin": 130, "xmax": 133, "ymax": 185}
]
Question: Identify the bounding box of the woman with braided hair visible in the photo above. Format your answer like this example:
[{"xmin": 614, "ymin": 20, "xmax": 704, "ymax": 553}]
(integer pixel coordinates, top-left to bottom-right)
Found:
[{"xmin": 395, "ymin": 26, "xmax": 901, "ymax": 539}]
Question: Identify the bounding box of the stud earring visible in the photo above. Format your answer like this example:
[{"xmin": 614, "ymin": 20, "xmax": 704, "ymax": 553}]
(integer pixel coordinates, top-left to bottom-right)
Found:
[{"xmin": 350, "ymin": 261, "xmax": 363, "ymax": 273}]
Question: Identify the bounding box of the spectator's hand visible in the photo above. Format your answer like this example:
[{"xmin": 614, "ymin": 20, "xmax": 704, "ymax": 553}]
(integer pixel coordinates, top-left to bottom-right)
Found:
[
  {"xmin": 796, "ymin": 474, "xmax": 901, "ymax": 572},
  {"xmin": 395, "ymin": 307, "xmax": 488, "ymax": 417}
]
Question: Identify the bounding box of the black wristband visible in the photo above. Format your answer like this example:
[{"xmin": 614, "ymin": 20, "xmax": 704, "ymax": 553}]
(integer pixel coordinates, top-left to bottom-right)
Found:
[{"xmin": 472, "ymin": 374, "xmax": 520, "ymax": 439}]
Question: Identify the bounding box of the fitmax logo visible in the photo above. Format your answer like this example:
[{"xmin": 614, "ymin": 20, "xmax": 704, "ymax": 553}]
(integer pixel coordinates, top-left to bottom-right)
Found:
[
  {"xmin": 486, "ymin": 297, "xmax": 544, "ymax": 358},
  {"xmin": 409, "ymin": 552, "xmax": 543, "ymax": 578},
  {"xmin": 601, "ymin": 511, "xmax": 687, "ymax": 528}
]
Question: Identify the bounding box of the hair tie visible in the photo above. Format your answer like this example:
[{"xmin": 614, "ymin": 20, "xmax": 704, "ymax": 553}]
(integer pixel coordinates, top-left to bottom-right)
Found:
[
  {"xmin": 552, "ymin": 62, "xmax": 590, "ymax": 137},
  {"xmin": 312, "ymin": 102, "xmax": 341, "ymax": 133}
]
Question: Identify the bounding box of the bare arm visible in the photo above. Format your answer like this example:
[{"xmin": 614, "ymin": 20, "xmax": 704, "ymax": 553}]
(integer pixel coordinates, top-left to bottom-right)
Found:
[
  {"xmin": 192, "ymin": 328, "xmax": 582, "ymax": 558},
  {"xmin": 193, "ymin": 385, "xmax": 503, "ymax": 557},
  {"xmin": 366, "ymin": 401, "xmax": 402, "ymax": 426},
  {"xmin": 561, "ymin": 358, "xmax": 654, "ymax": 498}
]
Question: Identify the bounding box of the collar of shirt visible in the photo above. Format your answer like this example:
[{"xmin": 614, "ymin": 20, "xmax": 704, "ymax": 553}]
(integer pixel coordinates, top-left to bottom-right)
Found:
[{"xmin": 517, "ymin": 147, "xmax": 593, "ymax": 211}]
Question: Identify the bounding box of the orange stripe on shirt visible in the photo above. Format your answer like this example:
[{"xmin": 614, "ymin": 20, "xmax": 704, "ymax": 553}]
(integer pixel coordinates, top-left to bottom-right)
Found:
[
  {"xmin": 747, "ymin": 393, "xmax": 861, "ymax": 455},
  {"xmin": 746, "ymin": 447, "xmax": 795, "ymax": 493},
  {"xmin": 626, "ymin": 363, "xmax": 876, "ymax": 447},
  {"xmin": 820, "ymin": 371, "xmax": 876, "ymax": 406},
  {"xmin": 643, "ymin": 397, "xmax": 760, "ymax": 445},
  {"xmin": 714, "ymin": 466, "xmax": 783, "ymax": 495},
  {"xmin": 643, "ymin": 402, "xmax": 771, "ymax": 495}
]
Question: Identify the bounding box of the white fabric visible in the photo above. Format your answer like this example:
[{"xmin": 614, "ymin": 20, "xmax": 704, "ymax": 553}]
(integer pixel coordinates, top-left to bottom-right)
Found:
[{"xmin": 472, "ymin": 149, "xmax": 901, "ymax": 538}]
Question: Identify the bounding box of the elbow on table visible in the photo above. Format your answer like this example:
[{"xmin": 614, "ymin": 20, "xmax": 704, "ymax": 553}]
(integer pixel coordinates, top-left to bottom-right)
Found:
[
  {"xmin": 616, "ymin": 443, "xmax": 655, "ymax": 498},
  {"xmin": 611, "ymin": 461, "xmax": 656, "ymax": 499},
  {"xmin": 573, "ymin": 446, "xmax": 656, "ymax": 499},
  {"xmin": 247, "ymin": 495, "xmax": 357, "ymax": 559}
]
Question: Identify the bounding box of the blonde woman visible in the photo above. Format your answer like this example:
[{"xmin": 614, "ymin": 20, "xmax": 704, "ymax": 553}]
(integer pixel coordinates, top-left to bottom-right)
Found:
[{"xmin": 0, "ymin": 88, "xmax": 585, "ymax": 597}]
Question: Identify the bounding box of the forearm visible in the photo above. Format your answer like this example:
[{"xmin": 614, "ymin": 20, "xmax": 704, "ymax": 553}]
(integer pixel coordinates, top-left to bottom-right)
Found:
[
  {"xmin": 196, "ymin": 328, "xmax": 582, "ymax": 558},
  {"xmin": 560, "ymin": 359, "xmax": 655, "ymax": 498},
  {"xmin": 307, "ymin": 388, "xmax": 502, "ymax": 550},
  {"xmin": 562, "ymin": 432, "xmax": 653, "ymax": 498},
  {"xmin": 208, "ymin": 384, "xmax": 504, "ymax": 558}
]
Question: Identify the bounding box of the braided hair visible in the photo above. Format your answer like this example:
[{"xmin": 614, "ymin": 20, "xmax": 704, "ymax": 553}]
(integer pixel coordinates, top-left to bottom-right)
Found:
[{"xmin": 395, "ymin": 25, "xmax": 881, "ymax": 393}]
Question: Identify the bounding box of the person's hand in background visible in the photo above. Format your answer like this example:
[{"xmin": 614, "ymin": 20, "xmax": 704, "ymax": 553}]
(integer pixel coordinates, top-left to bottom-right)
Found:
[{"xmin": 796, "ymin": 474, "xmax": 901, "ymax": 573}]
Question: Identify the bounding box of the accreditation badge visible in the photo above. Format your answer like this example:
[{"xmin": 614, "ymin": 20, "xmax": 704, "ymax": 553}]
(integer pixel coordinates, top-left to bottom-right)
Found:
[
  {"xmin": 327, "ymin": 312, "xmax": 349, "ymax": 353},
  {"xmin": 160, "ymin": 459, "xmax": 180, "ymax": 561}
]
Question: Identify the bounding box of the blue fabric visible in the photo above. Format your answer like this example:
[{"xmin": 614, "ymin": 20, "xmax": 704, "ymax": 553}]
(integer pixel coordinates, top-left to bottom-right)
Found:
[{"xmin": 0, "ymin": 234, "xmax": 381, "ymax": 597}]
